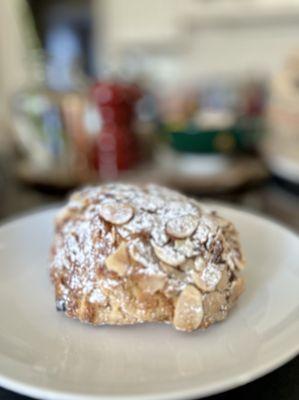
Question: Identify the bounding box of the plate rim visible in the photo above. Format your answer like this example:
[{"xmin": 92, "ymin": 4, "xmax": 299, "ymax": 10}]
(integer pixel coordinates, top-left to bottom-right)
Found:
[
  {"xmin": 0, "ymin": 203, "xmax": 298, "ymax": 400},
  {"xmin": 0, "ymin": 348, "xmax": 298, "ymax": 400}
]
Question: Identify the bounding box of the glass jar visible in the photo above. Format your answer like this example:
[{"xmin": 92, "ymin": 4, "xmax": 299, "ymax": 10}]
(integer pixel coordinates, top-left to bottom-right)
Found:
[{"xmin": 11, "ymin": 58, "xmax": 99, "ymax": 188}]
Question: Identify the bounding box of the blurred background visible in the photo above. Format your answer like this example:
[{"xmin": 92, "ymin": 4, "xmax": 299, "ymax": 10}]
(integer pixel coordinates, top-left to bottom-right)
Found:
[
  {"xmin": 0, "ymin": 0, "xmax": 298, "ymax": 230},
  {"xmin": 0, "ymin": 2, "xmax": 298, "ymax": 399}
]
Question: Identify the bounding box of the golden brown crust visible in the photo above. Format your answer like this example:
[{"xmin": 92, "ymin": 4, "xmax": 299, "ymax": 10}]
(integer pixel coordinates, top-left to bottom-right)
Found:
[{"xmin": 50, "ymin": 183, "xmax": 245, "ymax": 331}]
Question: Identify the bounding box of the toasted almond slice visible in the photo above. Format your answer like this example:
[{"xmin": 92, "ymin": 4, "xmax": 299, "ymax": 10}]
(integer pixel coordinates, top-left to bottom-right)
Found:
[
  {"xmin": 217, "ymin": 268, "xmax": 230, "ymax": 290},
  {"xmin": 226, "ymin": 254, "xmax": 235, "ymax": 271},
  {"xmin": 166, "ymin": 215, "xmax": 198, "ymax": 239},
  {"xmin": 152, "ymin": 242, "xmax": 186, "ymax": 267},
  {"xmin": 193, "ymin": 224, "xmax": 210, "ymax": 243},
  {"xmin": 192, "ymin": 263, "xmax": 222, "ymax": 292},
  {"xmin": 234, "ymin": 254, "xmax": 245, "ymax": 271},
  {"xmin": 202, "ymin": 264, "xmax": 222, "ymax": 287},
  {"xmin": 128, "ymin": 239, "xmax": 143, "ymax": 262},
  {"xmin": 191, "ymin": 270, "xmax": 210, "ymax": 292},
  {"xmin": 100, "ymin": 202, "xmax": 134, "ymax": 225},
  {"xmin": 180, "ymin": 259, "xmax": 195, "ymax": 272},
  {"xmin": 194, "ymin": 256, "xmax": 205, "ymax": 271},
  {"xmin": 160, "ymin": 261, "xmax": 185, "ymax": 280},
  {"xmin": 230, "ymin": 277, "xmax": 245, "ymax": 303},
  {"xmin": 105, "ymin": 242, "xmax": 130, "ymax": 276},
  {"xmin": 203, "ymin": 292, "xmax": 226, "ymax": 317},
  {"xmin": 128, "ymin": 239, "xmax": 155, "ymax": 268},
  {"xmin": 214, "ymin": 215, "xmax": 230, "ymax": 229},
  {"xmin": 174, "ymin": 239, "xmax": 196, "ymax": 257},
  {"xmin": 226, "ymin": 250, "xmax": 245, "ymax": 272},
  {"xmin": 137, "ymin": 275, "xmax": 167, "ymax": 294},
  {"xmin": 151, "ymin": 226, "xmax": 169, "ymax": 246},
  {"xmin": 173, "ymin": 285, "xmax": 203, "ymax": 331}
]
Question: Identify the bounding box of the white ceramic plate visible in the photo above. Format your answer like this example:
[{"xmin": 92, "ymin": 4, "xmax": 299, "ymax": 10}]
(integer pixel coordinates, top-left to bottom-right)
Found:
[{"xmin": 0, "ymin": 205, "xmax": 298, "ymax": 400}]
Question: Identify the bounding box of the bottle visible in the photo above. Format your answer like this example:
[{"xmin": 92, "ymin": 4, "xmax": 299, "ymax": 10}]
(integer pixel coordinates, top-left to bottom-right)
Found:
[{"xmin": 92, "ymin": 80, "xmax": 141, "ymax": 180}]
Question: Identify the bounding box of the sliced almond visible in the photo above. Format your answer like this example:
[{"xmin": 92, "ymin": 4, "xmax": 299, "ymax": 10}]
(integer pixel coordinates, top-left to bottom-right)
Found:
[
  {"xmin": 100, "ymin": 202, "xmax": 134, "ymax": 225},
  {"xmin": 160, "ymin": 261, "xmax": 185, "ymax": 280},
  {"xmin": 180, "ymin": 259, "xmax": 195, "ymax": 272},
  {"xmin": 203, "ymin": 292, "xmax": 227, "ymax": 321},
  {"xmin": 194, "ymin": 256, "xmax": 205, "ymax": 271},
  {"xmin": 226, "ymin": 254, "xmax": 236, "ymax": 271},
  {"xmin": 166, "ymin": 214, "xmax": 198, "ymax": 239},
  {"xmin": 214, "ymin": 215, "xmax": 230, "ymax": 229},
  {"xmin": 128, "ymin": 239, "xmax": 155, "ymax": 268},
  {"xmin": 151, "ymin": 226, "xmax": 169, "ymax": 246},
  {"xmin": 165, "ymin": 278, "xmax": 186, "ymax": 298},
  {"xmin": 192, "ymin": 263, "xmax": 221, "ymax": 292},
  {"xmin": 136, "ymin": 275, "xmax": 167, "ymax": 294},
  {"xmin": 125, "ymin": 212, "xmax": 154, "ymax": 234},
  {"xmin": 105, "ymin": 242, "xmax": 130, "ymax": 276},
  {"xmin": 191, "ymin": 271, "xmax": 210, "ymax": 292},
  {"xmin": 193, "ymin": 224, "xmax": 210, "ymax": 243},
  {"xmin": 152, "ymin": 242, "xmax": 186, "ymax": 267},
  {"xmin": 174, "ymin": 238, "xmax": 196, "ymax": 257},
  {"xmin": 229, "ymin": 277, "xmax": 245, "ymax": 303},
  {"xmin": 234, "ymin": 253, "xmax": 245, "ymax": 271},
  {"xmin": 226, "ymin": 250, "xmax": 245, "ymax": 272},
  {"xmin": 173, "ymin": 285, "xmax": 203, "ymax": 331},
  {"xmin": 202, "ymin": 264, "xmax": 222, "ymax": 288},
  {"xmin": 217, "ymin": 268, "xmax": 230, "ymax": 291},
  {"xmin": 128, "ymin": 239, "xmax": 144, "ymax": 262},
  {"xmin": 200, "ymin": 215, "xmax": 219, "ymax": 233}
]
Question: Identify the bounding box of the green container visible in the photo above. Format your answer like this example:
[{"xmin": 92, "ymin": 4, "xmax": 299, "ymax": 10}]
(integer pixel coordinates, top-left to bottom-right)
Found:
[{"xmin": 163, "ymin": 118, "xmax": 263, "ymax": 154}]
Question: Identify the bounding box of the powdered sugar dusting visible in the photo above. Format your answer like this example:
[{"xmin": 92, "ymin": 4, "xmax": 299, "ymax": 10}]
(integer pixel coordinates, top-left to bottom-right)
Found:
[
  {"xmin": 202, "ymin": 263, "xmax": 222, "ymax": 289},
  {"xmin": 99, "ymin": 201, "xmax": 134, "ymax": 225},
  {"xmin": 50, "ymin": 183, "xmax": 245, "ymax": 328},
  {"xmin": 89, "ymin": 288, "xmax": 107, "ymax": 304}
]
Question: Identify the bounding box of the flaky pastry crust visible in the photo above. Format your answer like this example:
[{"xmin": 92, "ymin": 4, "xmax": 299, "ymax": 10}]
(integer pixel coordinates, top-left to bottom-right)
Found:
[{"xmin": 50, "ymin": 184, "xmax": 245, "ymax": 331}]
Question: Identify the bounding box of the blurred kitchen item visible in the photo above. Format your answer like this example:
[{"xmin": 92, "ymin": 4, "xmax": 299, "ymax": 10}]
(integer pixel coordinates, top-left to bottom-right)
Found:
[
  {"xmin": 91, "ymin": 81, "xmax": 141, "ymax": 180},
  {"xmin": 11, "ymin": 59, "xmax": 99, "ymax": 188},
  {"xmin": 6, "ymin": 0, "xmax": 100, "ymax": 189},
  {"xmin": 0, "ymin": 0, "xmax": 43, "ymax": 150},
  {"xmin": 168, "ymin": 109, "xmax": 238, "ymax": 153},
  {"xmin": 266, "ymin": 155, "xmax": 299, "ymax": 185},
  {"xmin": 264, "ymin": 50, "xmax": 299, "ymax": 184},
  {"xmin": 157, "ymin": 79, "xmax": 266, "ymax": 155},
  {"xmin": 27, "ymin": 0, "xmax": 94, "ymax": 77},
  {"xmin": 147, "ymin": 77, "xmax": 268, "ymax": 192},
  {"xmin": 155, "ymin": 146, "xmax": 268, "ymax": 193}
]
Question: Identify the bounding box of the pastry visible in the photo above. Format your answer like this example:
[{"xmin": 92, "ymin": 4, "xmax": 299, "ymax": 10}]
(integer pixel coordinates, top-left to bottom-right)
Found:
[{"xmin": 50, "ymin": 183, "xmax": 245, "ymax": 332}]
